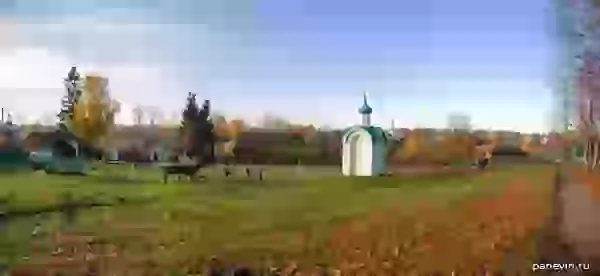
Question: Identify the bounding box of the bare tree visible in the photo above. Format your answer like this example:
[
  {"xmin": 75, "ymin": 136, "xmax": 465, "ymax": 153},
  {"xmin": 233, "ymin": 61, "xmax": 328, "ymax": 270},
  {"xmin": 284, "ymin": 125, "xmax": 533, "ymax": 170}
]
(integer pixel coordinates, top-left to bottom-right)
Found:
[
  {"xmin": 155, "ymin": 109, "xmax": 165, "ymax": 124},
  {"xmin": 561, "ymin": 1, "xmax": 600, "ymax": 168},
  {"xmin": 168, "ymin": 111, "xmax": 180, "ymax": 125},
  {"xmin": 580, "ymin": 99, "xmax": 599, "ymax": 170},
  {"xmin": 447, "ymin": 112, "xmax": 472, "ymax": 132},
  {"xmin": 9, "ymin": 112, "xmax": 25, "ymax": 125},
  {"xmin": 576, "ymin": 54, "xmax": 600, "ymax": 170},
  {"xmin": 40, "ymin": 113, "xmax": 56, "ymax": 126},
  {"xmin": 262, "ymin": 113, "xmax": 290, "ymax": 129},
  {"xmin": 146, "ymin": 107, "xmax": 163, "ymax": 125},
  {"xmin": 319, "ymin": 125, "xmax": 333, "ymax": 131},
  {"xmin": 132, "ymin": 106, "xmax": 144, "ymax": 125}
]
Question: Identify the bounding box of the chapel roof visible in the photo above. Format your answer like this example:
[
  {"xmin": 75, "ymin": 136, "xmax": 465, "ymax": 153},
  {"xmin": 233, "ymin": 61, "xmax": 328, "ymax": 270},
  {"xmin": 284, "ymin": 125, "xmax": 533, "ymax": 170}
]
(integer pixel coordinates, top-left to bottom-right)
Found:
[{"xmin": 343, "ymin": 125, "xmax": 388, "ymax": 144}]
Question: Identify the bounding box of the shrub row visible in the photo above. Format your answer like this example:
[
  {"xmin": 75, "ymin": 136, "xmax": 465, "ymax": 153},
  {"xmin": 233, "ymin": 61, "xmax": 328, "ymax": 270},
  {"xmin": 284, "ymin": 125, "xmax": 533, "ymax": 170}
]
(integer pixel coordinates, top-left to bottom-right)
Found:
[{"xmin": 114, "ymin": 144, "xmax": 531, "ymax": 165}]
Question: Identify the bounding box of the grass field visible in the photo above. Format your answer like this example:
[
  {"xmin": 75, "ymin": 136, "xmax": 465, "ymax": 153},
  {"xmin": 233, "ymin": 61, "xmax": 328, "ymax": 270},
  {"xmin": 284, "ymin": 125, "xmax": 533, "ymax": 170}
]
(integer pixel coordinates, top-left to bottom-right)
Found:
[{"xmin": 0, "ymin": 164, "xmax": 554, "ymax": 275}]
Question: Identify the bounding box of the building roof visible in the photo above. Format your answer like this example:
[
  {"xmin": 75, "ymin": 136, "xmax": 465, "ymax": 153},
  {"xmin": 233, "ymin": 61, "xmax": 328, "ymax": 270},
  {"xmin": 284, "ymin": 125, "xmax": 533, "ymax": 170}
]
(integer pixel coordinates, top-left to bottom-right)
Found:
[
  {"xmin": 236, "ymin": 130, "xmax": 295, "ymax": 149},
  {"xmin": 0, "ymin": 122, "xmax": 20, "ymax": 134},
  {"xmin": 343, "ymin": 125, "xmax": 388, "ymax": 144},
  {"xmin": 25, "ymin": 130, "xmax": 82, "ymax": 144},
  {"xmin": 0, "ymin": 122, "xmax": 23, "ymax": 149}
]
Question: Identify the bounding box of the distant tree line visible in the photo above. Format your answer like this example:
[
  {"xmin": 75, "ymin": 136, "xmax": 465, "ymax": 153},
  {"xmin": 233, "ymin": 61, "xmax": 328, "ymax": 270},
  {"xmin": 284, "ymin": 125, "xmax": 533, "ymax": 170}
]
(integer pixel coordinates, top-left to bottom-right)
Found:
[
  {"xmin": 233, "ymin": 145, "xmax": 341, "ymax": 165},
  {"xmin": 112, "ymin": 128, "xmax": 537, "ymax": 165}
]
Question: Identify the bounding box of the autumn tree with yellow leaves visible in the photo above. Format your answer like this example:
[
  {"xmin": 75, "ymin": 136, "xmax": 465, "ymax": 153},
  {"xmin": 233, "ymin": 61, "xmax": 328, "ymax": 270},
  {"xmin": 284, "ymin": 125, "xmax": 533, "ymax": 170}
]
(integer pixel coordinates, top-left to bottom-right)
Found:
[
  {"xmin": 438, "ymin": 132, "xmax": 476, "ymax": 164},
  {"xmin": 394, "ymin": 129, "xmax": 425, "ymax": 163},
  {"xmin": 224, "ymin": 119, "xmax": 245, "ymax": 159},
  {"xmin": 213, "ymin": 115, "xmax": 246, "ymax": 163},
  {"xmin": 70, "ymin": 74, "xmax": 120, "ymax": 151},
  {"xmin": 390, "ymin": 129, "xmax": 477, "ymax": 165}
]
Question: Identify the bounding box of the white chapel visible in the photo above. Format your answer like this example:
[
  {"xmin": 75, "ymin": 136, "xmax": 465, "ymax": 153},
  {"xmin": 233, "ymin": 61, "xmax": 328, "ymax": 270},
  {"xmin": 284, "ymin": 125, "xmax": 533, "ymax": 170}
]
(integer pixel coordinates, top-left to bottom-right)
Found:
[{"xmin": 341, "ymin": 93, "xmax": 388, "ymax": 176}]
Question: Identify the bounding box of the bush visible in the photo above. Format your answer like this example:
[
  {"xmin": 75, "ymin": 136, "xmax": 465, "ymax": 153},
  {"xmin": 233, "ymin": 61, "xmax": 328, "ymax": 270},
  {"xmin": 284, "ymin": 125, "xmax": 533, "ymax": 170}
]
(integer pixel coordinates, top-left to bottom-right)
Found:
[
  {"xmin": 231, "ymin": 145, "xmax": 340, "ymax": 165},
  {"xmin": 573, "ymin": 143, "xmax": 585, "ymax": 158},
  {"xmin": 118, "ymin": 147, "xmax": 151, "ymax": 163}
]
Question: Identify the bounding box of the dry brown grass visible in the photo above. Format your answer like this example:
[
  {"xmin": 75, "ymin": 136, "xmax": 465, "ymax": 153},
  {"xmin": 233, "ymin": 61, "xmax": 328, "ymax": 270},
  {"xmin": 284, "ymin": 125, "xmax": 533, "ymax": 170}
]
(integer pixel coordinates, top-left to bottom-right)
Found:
[{"xmin": 325, "ymin": 172, "xmax": 552, "ymax": 275}]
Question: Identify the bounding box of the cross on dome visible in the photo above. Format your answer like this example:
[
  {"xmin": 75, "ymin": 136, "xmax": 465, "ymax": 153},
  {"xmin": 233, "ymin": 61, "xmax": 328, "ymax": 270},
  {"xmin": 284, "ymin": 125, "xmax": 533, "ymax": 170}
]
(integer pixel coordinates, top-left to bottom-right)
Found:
[{"xmin": 358, "ymin": 91, "xmax": 372, "ymax": 115}]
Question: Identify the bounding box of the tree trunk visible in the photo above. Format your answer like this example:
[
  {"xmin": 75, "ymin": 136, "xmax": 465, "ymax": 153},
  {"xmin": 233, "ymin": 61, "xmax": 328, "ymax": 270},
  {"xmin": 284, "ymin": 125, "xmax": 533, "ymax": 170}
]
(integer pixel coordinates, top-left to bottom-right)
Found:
[
  {"xmin": 592, "ymin": 139, "xmax": 600, "ymax": 170},
  {"xmin": 591, "ymin": 139, "xmax": 595, "ymax": 170},
  {"xmin": 585, "ymin": 138, "xmax": 592, "ymax": 171},
  {"xmin": 586, "ymin": 137, "xmax": 600, "ymax": 171}
]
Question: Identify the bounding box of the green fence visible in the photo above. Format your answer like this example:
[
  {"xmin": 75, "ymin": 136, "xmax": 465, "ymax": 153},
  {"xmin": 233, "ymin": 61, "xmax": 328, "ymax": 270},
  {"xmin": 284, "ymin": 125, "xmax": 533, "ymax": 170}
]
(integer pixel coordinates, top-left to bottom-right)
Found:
[{"xmin": 0, "ymin": 149, "xmax": 30, "ymax": 170}]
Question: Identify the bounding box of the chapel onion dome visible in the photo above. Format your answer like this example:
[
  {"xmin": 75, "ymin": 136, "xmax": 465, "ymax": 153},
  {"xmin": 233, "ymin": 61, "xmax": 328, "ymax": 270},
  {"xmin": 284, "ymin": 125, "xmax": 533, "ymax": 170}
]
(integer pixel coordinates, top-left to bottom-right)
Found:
[{"xmin": 358, "ymin": 94, "xmax": 372, "ymax": 115}]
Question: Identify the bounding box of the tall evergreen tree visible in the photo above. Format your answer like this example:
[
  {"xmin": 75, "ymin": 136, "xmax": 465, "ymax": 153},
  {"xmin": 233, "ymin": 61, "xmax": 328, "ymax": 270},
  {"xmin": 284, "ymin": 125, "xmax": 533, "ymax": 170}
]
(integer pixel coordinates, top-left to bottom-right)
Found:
[
  {"xmin": 200, "ymin": 99, "xmax": 216, "ymax": 163},
  {"xmin": 58, "ymin": 66, "xmax": 83, "ymax": 131},
  {"xmin": 181, "ymin": 92, "xmax": 200, "ymax": 133},
  {"xmin": 180, "ymin": 92, "xmax": 215, "ymax": 163}
]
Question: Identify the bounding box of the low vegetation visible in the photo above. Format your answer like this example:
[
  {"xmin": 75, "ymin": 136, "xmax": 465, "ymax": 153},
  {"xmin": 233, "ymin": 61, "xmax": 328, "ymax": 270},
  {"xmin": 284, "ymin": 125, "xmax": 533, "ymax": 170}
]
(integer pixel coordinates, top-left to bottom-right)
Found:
[{"xmin": 1, "ymin": 164, "xmax": 553, "ymax": 275}]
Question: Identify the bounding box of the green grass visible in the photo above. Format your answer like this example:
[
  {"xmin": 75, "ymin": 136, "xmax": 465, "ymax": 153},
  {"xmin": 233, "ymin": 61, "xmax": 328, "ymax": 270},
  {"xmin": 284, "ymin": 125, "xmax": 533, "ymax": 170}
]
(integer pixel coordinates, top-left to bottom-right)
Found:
[{"xmin": 0, "ymin": 164, "xmax": 550, "ymax": 269}]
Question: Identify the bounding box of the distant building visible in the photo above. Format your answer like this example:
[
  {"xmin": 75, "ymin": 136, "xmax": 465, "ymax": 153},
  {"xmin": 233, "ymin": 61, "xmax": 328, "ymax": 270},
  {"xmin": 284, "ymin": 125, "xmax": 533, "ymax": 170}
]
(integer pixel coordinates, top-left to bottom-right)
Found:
[
  {"xmin": 24, "ymin": 130, "xmax": 84, "ymax": 156},
  {"xmin": 493, "ymin": 130, "xmax": 521, "ymax": 147},
  {"xmin": 472, "ymin": 129, "xmax": 489, "ymax": 145},
  {"xmin": 0, "ymin": 115, "xmax": 30, "ymax": 169},
  {"xmin": 109, "ymin": 125, "xmax": 177, "ymax": 161},
  {"xmin": 0, "ymin": 115, "xmax": 23, "ymax": 149}
]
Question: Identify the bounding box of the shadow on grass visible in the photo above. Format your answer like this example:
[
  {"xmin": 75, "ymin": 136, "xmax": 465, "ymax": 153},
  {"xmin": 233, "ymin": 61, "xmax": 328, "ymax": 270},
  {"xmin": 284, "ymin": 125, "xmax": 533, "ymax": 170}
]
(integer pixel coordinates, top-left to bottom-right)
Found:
[
  {"xmin": 0, "ymin": 190, "xmax": 157, "ymax": 221},
  {"xmin": 347, "ymin": 170, "xmax": 478, "ymax": 190},
  {"xmin": 88, "ymin": 174, "xmax": 151, "ymax": 185}
]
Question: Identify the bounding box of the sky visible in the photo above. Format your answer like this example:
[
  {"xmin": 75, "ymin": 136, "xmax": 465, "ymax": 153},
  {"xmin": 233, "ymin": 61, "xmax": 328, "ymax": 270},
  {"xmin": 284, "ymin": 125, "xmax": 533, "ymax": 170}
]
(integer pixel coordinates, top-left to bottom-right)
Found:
[{"xmin": 0, "ymin": 0, "xmax": 557, "ymax": 132}]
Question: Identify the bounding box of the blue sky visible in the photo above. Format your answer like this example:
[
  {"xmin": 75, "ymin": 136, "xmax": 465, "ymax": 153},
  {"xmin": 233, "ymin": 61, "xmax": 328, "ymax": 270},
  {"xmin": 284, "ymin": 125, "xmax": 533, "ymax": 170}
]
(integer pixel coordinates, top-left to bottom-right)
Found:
[{"xmin": 0, "ymin": 0, "xmax": 556, "ymax": 132}]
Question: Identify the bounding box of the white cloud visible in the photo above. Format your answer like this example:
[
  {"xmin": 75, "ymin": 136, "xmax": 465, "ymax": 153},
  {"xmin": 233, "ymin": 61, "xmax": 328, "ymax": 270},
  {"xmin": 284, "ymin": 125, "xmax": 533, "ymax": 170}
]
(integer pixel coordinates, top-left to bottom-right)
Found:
[
  {"xmin": 13, "ymin": 11, "xmax": 172, "ymax": 66},
  {"xmin": 0, "ymin": 19, "xmax": 187, "ymax": 125},
  {"xmin": 0, "ymin": 47, "xmax": 70, "ymax": 89},
  {"xmin": 0, "ymin": 8, "xmax": 198, "ymax": 124},
  {"xmin": 0, "ymin": 19, "xmax": 17, "ymax": 54}
]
